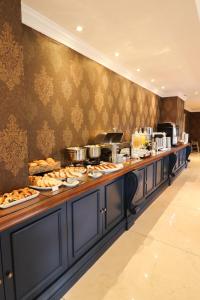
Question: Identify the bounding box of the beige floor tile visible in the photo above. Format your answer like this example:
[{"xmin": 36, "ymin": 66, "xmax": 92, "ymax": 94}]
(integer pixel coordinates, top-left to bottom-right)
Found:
[
  {"xmin": 65, "ymin": 232, "xmax": 200, "ymax": 300},
  {"xmin": 133, "ymin": 203, "xmax": 200, "ymax": 255}
]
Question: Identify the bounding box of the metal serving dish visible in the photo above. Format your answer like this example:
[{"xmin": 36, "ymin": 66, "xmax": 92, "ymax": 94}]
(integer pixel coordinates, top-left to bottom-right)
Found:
[
  {"xmin": 66, "ymin": 147, "xmax": 87, "ymax": 162},
  {"xmin": 84, "ymin": 145, "xmax": 101, "ymax": 159}
]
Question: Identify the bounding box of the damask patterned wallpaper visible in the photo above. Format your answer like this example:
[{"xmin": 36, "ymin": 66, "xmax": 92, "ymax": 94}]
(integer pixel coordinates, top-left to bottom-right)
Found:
[
  {"xmin": 0, "ymin": 0, "xmax": 160, "ymax": 193},
  {"xmin": 23, "ymin": 26, "xmax": 160, "ymax": 163},
  {"xmin": 0, "ymin": 0, "xmax": 28, "ymax": 193}
]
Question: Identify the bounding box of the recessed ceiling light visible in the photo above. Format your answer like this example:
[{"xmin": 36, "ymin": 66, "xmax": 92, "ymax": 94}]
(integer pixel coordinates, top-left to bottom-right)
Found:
[
  {"xmin": 76, "ymin": 26, "xmax": 83, "ymax": 32},
  {"xmin": 161, "ymin": 86, "xmax": 165, "ymax": 90},
  {"xmin": 194, "ymin": 91, "xmax": 199, "ymax": 95},
  {"xmin": 115, "ymin": 52, "xmax": 119, "ymax": 57},
  {"xmin": 136, "ymin": 68, "xmax": 141, "ymax": 72},
  {"xmin": 151, "ymin": 78, "xmax": 155, "ymax": 83}
]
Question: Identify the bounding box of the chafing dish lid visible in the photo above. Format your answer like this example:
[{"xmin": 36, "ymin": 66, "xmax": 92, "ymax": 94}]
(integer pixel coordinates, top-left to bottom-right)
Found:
[{"xmin": 95, "ymin": 132, "xmax": 123, "ymax": 144}]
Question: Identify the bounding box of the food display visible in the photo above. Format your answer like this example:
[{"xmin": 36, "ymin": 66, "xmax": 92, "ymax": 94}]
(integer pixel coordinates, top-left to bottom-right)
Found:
[
  {"xmin": 0, "ymin": 187, "xmax": 40, "ymax": 209},
  {"xmin": 29, "ymin": 176, "xmax": 62, "ymax": 190},
  {"xmin": 45, "ymin": 166, "xmax": 87, "ymax": 180},
  {"xmin": 28, "ymin": 158, "xmax": 61, "ymax": 175},
  {"xmin": 87, "ymin": 163, "xmax": 123, "ymax": 173}
]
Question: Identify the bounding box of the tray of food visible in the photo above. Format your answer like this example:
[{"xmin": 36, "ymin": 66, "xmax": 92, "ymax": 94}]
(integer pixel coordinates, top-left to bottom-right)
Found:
[
  {"xmin": 0, "ymin": 187, "xmax": 40, "ymax": 209},
  {"xmin": 29, "ymin": 176, "xmax": 62, "ymax": 190},
  {"xmin": 28, "ymin": 158, "xmax": 61, "ymax": 175},
  {"xmin": 46, "ymin": 166, "xmax": 87, "ymax": 180},
  {"xmin": 88, "ymin": 163, "xmax": 123, "ymax": 173}
]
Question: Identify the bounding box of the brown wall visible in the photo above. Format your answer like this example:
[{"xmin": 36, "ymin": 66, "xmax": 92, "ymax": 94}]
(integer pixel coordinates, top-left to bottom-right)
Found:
[
  {"xmin": 0, "ymin": 2, "xmax": 160, "ymax": 193},
  {"xmin": 184, "ymin": 110, "xmax": 190, "ymax": 133},
  {"xmin": 23, "ymin": 26, "xmax": 160, "ymax": 163},
  {"xmin": 188, "ymin": 112, "xmax": 200, "ymax": 144},
  {"xmin": 0, "ymin": 0, "xmax": 28, "ymax": 193},
  {"xmin": 159, "ymin": 96, "xmax": 185, "ymax": 136}
]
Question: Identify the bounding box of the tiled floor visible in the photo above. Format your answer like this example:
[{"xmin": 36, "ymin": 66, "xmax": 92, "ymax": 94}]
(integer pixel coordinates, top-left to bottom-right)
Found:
[{"xmin": 62, "ymin": 153, "xmax": 200, "ymax": 300}]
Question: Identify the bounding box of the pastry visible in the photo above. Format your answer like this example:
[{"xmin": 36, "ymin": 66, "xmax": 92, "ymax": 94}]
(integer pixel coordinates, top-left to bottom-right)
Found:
[
  {"xmin": 29, "ymin": 162, "xmax": 38, "ymax": 167},
  {"xmin": 0, "ymin": 187, "xmax": 38, "ymax": 207},
  {"xmin": 46, "ymin": 157, "xmax": 55, "ymax": 165},
  {"xmin": 29, "ymin": 175, "xmax": 61, "ymax": 188},
  {"xmin": 38, "ymin": 160, "xmax": 48, "ymax": 167},
  {"xmin": 88, "ymin": 163, "xmax": 118, "ymax": 171}
]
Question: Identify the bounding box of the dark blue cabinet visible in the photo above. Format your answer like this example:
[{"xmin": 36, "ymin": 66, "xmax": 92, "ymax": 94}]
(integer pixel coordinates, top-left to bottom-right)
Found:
[
  {"xmin": 104, "ymin": 177, "xmax": 124, "ymax": 233},
  {"xmin": 0, "ymin": 244, "xmax": 5, "ymax": 300},
  {"xmin": 156, "ymin": 159, "xmax": 163, "ymax": 186},
  {"xmin": 126, "ymin": 157, "xmax": 170, "ymax": 215},
  {"xmin": 179, "ymin": 148, "xmax": 186, "ymax": 167},
  {"xmin": 68, "ymin": 178, "xmax": 125, "ymax": 265},
  {"xmin": 1, "ymin": 205, "xmax": 68, "ymax": 300},
  {"xmin": 163, "ymin": 156, "xmax": 169, "ymax": 181},
  {"xmin": 67, "ymin": 189, "xmax": 103, "ymax": 264},
  {"xmin": 174, "ymin": 149, "xmax": 186, "ymax": 173},
  {"xmin": 133, "ymin": 168, "xmax": 145, "ymax": 205},
  {"xmin": 0, "ymin": 149, "xmax": 188, "ymax": 299},
  {"xmin": 146, "ymin": 163, "xmax": 155, "ymax": 195}
]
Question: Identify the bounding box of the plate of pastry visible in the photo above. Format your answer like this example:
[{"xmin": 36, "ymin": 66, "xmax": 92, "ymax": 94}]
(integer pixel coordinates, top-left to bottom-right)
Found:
[
  {"xmin": 88, "ymin": 163, "xmax": 123, "ymax": 174},
  {"xmin": 44, "ymin": 169, "xmax": 68, "ymax": 181},
  {"xmin": 64, "ymin": 167, "xmax": 87, "ymax": 179},
  {"xmin": 0, "ymin": 187, "xmax": 40, "ymax": 209},
  {"xmin": 29, "ymin": 176, "xmax": 62, "ymax": 190},
  {"xmin": 45, "ymin": 166, "xmax": 87, "ymax": 181}
]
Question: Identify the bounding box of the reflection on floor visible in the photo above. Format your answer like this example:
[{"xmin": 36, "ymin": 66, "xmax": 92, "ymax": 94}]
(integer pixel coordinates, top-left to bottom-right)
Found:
[{"xmin": 62, "ymin": 153, "xmax": 200, "ymax": 300}]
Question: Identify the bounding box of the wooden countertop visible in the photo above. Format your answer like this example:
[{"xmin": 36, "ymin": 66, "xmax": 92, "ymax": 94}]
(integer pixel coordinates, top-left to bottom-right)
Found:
[{"xmin": 0, "ymin": 144, "xmax": 189, "ymax": 232}]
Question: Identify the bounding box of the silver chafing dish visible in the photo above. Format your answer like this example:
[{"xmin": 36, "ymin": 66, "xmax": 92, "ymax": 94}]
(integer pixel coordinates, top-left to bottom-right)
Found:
[
  {"xmin": 84, "ymin": 145, "xmax": 101, "ymax": 159},
  {"xmin": 93, "ymin": 132, "xmax": 130, "ymax": 162},
  {"xmin": 66, "ymin": 147, "xmax": 86, "ymax": 163}
]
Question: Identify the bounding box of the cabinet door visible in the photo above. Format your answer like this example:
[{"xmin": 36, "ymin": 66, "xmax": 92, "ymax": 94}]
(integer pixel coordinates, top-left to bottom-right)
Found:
[
  {"xmin": 133, "ymin": 168, "xmax": 145, "ymax": 205},
  {"xmin": 163, "ymin": 156, "xmax": 169, "ymax": 181},
  {"xmin": 104, "ymin": 177, "xmax": 124, "ymax": 233},
  {"xmin": 180, "ymin": 149, "xmax": 186, "ymax": 167},
  {"xmin": 156, "ymin": 159, "xmax": 163, "ymax": 186},
  {"xmin": 0, "ymin": 244, "xmax": 5, "ymax": 300},
  {"xmin": 175, "ymin": 152, "xmax": 180, "ymax": 170},
  {"xmin": 2, "ymin": 205, "xmax": 68, "ymax": 300},
  {"xmin": 146, "ymin": 164, "xmax": 155, "ymax": 195},
  {"xmin": 68, "ymin": 189, "xmax": 103, "ymax": 264}
]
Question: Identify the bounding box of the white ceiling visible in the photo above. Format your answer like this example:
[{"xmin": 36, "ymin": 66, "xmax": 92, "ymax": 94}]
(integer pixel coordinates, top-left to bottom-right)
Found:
[{"xmin": 22, "ymin": 0, "xmax": 200, "ymax": 111}]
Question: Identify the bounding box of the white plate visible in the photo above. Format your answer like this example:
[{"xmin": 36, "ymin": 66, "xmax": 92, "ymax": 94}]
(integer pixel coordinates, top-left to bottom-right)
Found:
[
  {"xmin": 62, "ymin": 181, "xmax": 79, "ymax": 188},
  {"xmin": 88, "ymin": 172, "xmax": 103, "ymax": 179},
  {"xmin": 29, "ymin": 183, "xmax": 62, "ymax": 191},
  {"xmin": 100, "ymin": 163, "xmax": 124, "ymax": 173},
  {"xmin": 0, "ymin": 191, "xmax": 40, "ymax": 209}
]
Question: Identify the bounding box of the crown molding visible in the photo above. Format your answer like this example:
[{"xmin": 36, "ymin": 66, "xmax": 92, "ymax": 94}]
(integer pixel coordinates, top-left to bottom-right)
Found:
[
  {"xmin": 195, "ymin": 0, "xmax": 200, "ymax": 21},
  {"xmin": 21, "ymin": 2, "xmax": 167, "ymax": 97},
  {"xmin": 184, "ymin": 102, "xmax": 200, "ymax": 112},
  {"xmin": 185, "ymin": 107, "xmax": 200, "ymax": 112}
]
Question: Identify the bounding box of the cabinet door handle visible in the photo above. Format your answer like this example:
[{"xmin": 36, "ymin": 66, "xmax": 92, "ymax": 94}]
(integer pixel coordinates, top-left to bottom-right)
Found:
[
  {"xmin": 0, "ymin": 278, "xmax": 2, "ymax": 285},
  {"xmin": 6, "ymin": 272, "xmax": 13, "ymax": 279},
  {"xmin": 100, "ymin": 208, "xmax": 107, "ymax": 214}
]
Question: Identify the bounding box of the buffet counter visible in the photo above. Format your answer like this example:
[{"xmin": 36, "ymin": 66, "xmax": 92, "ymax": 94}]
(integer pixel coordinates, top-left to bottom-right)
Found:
[
  {"xmin": 0, "ymin": 143, "xmax": 190, "ymax": 300},
  {"xmin": 0, "ymin": 143, "xmax": 188, "ymax": 232}
]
